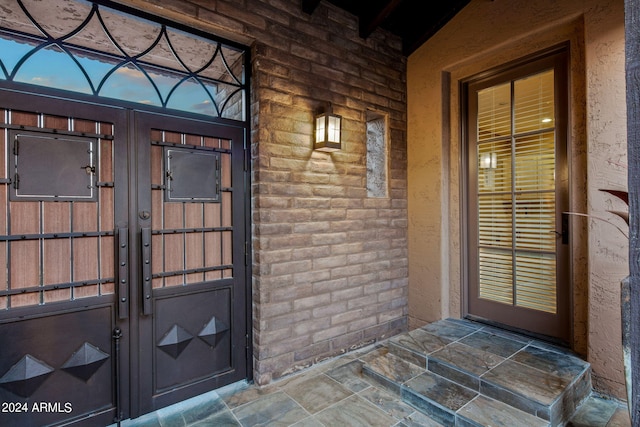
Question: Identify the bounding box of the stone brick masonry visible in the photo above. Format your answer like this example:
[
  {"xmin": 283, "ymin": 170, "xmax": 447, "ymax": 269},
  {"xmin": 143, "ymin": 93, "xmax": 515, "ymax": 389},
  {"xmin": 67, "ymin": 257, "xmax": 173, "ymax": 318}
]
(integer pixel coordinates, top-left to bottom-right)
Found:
[{"xmin": 134, "ymin": 0, "xmax": 409, "ymax": 385}]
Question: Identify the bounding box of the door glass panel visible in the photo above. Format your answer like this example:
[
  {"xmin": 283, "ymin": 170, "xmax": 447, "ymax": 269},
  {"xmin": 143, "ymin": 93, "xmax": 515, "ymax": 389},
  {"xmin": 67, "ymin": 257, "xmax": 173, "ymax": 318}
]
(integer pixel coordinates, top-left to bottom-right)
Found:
[
  {"xmin": 514, "ymin": 193, "xmax": 556, "ymax": 251},
  {"xmin": 515, "ymin": 253, "xmax": 556, "ymax": 312},
  {"xmin": 476, "ymin": 68, "xmax": 558, "ymax": 314},
  {"xmin": 478, "ymin": 248, "xmax": 513, "ymax": 305},
  {"xmin": 477, "ymin": 82, "xmax": 511, "ymax": 141},
  {"xmin": 478, "ymin": 141, "xmax": 511, "ymax": 193},
  {"xmin": 514, "ymin": 70, "xmax": 555, "ymax": 133},
  {"xmin": 514, "ymin": 133, "xmax": 555, "ymax": 192},
  {"xmin": 478, "ymin": 195, "xmax": 512, "ymax": 248}
]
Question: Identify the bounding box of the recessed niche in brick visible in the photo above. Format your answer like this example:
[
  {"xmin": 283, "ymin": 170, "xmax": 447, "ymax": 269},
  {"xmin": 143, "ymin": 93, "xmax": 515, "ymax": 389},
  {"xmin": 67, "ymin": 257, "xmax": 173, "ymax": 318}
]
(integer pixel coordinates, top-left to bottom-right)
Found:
[{"xmin": 366, "ymin": 113, "xmax": 389, "ymax": 198}]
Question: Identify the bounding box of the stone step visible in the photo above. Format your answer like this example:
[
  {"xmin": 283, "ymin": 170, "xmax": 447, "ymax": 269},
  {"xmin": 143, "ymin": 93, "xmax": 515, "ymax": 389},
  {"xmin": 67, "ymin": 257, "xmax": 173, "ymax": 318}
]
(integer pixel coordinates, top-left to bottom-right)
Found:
[
  {"xmin": 362, "ymin": 352, "xmax": 548, "ymax": 426},
  {"xmin": 362, "ymin": 319, "xmax": 592, "ymax": 427}
]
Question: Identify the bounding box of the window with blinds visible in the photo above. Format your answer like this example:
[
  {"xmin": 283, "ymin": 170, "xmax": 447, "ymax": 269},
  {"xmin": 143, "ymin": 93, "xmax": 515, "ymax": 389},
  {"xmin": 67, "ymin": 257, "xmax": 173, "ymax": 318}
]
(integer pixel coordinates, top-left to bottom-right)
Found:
[{"xmin": 476, "ymin": 69, "xmax": 557, "ymax": 314}]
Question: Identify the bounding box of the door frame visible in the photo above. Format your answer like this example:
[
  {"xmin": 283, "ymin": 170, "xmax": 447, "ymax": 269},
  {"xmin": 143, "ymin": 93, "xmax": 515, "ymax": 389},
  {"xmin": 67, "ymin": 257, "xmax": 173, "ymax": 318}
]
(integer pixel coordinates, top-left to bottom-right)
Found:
[
  {"xmin": 132, "ymin": 110, "xmax": 251, "ymax": 416},
  {"xmin": 0, "ymin": 87, "xmax": 131, "ymax": 426},
  {"xmin": 0, "ymin": 83, "xmax": 253, "ymax": 423},
  {"xmin": 460, "ymin": 45, "xmax": 572, "ymax": 344}
]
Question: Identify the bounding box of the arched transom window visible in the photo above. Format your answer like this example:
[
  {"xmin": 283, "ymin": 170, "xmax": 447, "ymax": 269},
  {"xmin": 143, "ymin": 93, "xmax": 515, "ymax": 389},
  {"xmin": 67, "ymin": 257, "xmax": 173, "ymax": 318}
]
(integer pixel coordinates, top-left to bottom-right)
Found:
[{"xmin": 0, "ymin": 0, "xmax": 247, "ymax": 121}]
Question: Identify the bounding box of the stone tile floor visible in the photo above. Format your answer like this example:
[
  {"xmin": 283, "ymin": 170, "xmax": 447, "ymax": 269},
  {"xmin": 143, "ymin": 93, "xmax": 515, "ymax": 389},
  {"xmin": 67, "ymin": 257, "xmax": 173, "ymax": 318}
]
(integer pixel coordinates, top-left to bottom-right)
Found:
[
  {"xmin": 115, "ymin": 343, "xmax": 631, "ymax": 427},
  {"xmin": 364, "ymin": 319, "xmax": 592, "ymax": 425}
]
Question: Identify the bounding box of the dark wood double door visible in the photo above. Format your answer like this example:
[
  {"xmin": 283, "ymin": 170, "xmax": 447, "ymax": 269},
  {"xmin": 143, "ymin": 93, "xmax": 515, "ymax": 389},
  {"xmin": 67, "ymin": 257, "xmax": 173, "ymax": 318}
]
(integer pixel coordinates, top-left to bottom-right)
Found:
[{"xmin": 0, "ymin": 91, "xmax": 249, "ymax": 426}]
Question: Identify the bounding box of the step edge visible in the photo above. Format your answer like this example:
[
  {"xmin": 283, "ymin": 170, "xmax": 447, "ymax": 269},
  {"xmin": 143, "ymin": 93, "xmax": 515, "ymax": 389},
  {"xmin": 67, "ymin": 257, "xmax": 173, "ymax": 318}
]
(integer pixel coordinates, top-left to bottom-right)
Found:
[
  {"xmin": 480, "ymin": 377, "xmax": 551, "ymax": 422},
  {"xmin": 400, "ymin": 380, "xmax": 461, "ymax": 426}
]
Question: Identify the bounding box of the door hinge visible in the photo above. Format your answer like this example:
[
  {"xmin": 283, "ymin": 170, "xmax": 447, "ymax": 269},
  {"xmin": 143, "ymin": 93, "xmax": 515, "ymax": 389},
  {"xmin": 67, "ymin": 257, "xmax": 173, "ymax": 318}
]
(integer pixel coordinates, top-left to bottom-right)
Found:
[{"xmin": 13, "ymin": 173, "xmax": 19, "ymax": 190}]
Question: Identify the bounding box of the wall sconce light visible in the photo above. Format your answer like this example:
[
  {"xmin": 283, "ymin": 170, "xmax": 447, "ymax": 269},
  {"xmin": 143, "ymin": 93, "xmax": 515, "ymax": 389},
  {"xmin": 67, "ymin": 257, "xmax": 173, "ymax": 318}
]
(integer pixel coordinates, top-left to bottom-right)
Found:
[
  {"xmin": 480, "ymin": 152, "xmax": 497, "ymax": 169},
  {"xmin": 314, "ymin": 110, "xmax": 342, "ymax": 152}
]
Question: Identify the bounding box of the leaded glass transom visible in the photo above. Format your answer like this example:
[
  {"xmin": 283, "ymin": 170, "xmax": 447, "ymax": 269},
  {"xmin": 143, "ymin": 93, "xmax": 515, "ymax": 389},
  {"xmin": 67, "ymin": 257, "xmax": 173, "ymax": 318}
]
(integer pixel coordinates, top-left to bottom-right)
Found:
[{"xmin": 0, "ymin": 0, "xmax": 247, "ymax": 121}]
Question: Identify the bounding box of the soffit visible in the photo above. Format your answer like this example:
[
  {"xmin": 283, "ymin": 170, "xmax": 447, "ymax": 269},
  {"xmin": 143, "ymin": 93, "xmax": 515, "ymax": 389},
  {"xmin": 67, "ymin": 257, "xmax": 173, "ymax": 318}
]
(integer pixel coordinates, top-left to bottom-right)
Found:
[{"xmin": 302, "ymin": 0, "xmax": 471, "ymax": 56}]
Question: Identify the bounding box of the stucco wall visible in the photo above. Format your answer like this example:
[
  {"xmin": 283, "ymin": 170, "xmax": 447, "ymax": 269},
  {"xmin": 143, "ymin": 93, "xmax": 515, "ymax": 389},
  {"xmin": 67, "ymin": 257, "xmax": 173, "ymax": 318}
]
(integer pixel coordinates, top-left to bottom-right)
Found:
[{"xmin": 407, "ymin": 0, "xmax": 628, "ymax": 398}]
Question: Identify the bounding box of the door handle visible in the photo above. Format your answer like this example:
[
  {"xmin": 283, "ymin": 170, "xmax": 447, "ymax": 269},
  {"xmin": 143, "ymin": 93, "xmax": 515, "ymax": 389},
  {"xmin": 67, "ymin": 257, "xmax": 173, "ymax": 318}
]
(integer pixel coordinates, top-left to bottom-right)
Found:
[
  {"xmin": 117, "ymin": 228, "xmax": 129, "ymax": 319},
  {"xmin": 561, "ymin": 212, "xmax": 569, "ymax": 244},
  {"xmin": 550, "ymin": 213, "xmax": 569, "ymax": 244},
  {"xmin": 141, "ymin": 227, "xmax": 153, "ymax": 315}
]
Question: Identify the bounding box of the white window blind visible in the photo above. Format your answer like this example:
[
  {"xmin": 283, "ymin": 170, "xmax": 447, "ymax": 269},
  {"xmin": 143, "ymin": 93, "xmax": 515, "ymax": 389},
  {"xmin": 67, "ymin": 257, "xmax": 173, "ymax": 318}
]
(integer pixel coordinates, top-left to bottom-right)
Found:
[{"xmin": 476, "ymin": 69, "xmax": 557, "ymax": 314}]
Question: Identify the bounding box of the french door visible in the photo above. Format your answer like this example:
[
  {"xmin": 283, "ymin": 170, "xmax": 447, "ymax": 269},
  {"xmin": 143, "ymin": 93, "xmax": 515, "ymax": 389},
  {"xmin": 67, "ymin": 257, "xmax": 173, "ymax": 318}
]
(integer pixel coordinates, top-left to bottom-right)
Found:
[
  {"xmin": 134, "ymin": 111, "xmax": 248, "ymax": 415},
  {"xmin": 465, "ymin": 48, "xmax": 571, "ymax": 342},
  {"xmin": 0, "ymin": 91, "xmax": 249, "ymax": 427}
]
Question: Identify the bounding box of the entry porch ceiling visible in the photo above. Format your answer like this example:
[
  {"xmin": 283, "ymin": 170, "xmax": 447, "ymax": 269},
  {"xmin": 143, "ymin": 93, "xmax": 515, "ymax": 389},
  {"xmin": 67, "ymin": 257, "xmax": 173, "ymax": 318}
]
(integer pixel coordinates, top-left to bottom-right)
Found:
[{"xmin": 302, "ymin": 0, "xmax": 471, "ymax": 56}]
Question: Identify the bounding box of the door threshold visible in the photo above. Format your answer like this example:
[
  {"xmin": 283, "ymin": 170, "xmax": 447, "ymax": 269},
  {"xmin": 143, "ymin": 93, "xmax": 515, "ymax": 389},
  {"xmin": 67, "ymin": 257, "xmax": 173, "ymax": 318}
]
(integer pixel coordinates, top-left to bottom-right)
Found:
[
  {"xmin": 464, "ymin": 314, "xmax": 570, "ymax": 348},
  {"xmin": 108, "ymin": 380, "xmax": 252, "ymax": 427}
]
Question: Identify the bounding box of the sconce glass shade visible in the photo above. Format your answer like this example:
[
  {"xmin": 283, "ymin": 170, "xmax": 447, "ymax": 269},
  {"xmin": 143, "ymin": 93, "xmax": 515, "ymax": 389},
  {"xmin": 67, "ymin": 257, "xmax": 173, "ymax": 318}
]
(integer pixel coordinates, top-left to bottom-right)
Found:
[
  {"xmin": 480, "ymin": 152, "xmax": 497, "ymax": 169},
  {"xmin": 314, "ymin": 112, "xmax": 342, "ymax": 152}
]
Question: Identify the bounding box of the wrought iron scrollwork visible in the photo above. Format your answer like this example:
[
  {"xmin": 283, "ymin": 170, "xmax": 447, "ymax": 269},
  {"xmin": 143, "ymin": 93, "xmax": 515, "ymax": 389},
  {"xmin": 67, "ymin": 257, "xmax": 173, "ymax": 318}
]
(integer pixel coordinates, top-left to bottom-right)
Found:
[{"xmin": 0, "ymin": 0, "xmax": 247, "ymax": 120}]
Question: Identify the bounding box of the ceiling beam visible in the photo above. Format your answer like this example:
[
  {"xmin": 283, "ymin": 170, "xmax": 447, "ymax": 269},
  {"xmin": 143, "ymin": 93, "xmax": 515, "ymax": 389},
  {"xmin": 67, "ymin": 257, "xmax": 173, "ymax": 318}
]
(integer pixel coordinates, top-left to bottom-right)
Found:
[
  {"xmin": 302, "ymin": 0, "xmax": 322, "ymax": 14},
  {"xmin": 359, "ymin": 0, "xmax": 403, "ymax": 39}
]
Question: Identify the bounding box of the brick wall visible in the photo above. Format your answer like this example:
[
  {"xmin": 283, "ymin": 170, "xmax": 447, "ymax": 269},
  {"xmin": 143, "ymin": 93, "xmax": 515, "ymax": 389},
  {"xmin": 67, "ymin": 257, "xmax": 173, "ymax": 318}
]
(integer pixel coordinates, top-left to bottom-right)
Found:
[{"xmin": 129, "ymin": 0, "xmax": 409, "ymax": 384}]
